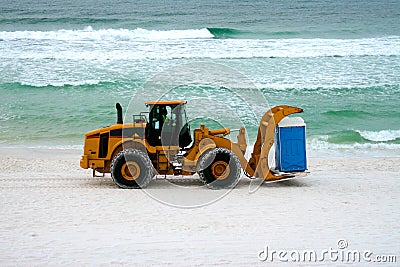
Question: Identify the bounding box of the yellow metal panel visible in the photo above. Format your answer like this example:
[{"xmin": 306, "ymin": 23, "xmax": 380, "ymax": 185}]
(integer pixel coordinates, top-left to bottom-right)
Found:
[
  {"xmin": 89, "ymin": 159, "xmax": 105, "ymax": 169},
  {"xmin": 145, "ymin": 100, "xmax": 187, "ymax": 105},
  {"xmin": 80, "ymin": 155, "xmax": 88, "ymax": 169}
]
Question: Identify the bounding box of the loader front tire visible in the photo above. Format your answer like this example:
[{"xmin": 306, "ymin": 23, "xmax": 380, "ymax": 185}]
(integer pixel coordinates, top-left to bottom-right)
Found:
[
  {"xmin": 197, "ymin": 148, "xmax": 241, "ymax": 189},
  {"xmin": 110, "ymin": 149, "xmax": 154, "ymax": 189}
]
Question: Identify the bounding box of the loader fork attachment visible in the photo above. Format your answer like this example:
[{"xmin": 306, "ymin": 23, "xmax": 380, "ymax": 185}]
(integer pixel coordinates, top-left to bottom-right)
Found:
[{"xmin": 247, "ymin": 105, "xmax": 303, "ymax": 181}]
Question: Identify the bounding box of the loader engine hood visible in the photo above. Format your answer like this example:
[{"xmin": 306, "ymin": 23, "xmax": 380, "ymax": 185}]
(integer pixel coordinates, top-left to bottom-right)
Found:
[{"xmin": 84, "ymin": 124, "xmax": 146, "ymax": 139}]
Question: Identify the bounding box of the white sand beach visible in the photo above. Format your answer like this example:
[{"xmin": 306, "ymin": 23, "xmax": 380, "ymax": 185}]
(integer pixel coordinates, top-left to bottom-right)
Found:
[
  {"xmin": 1, "ymin": 0, "xmax": 400, "ymax": 265},
  {"xmin": 0, "ymin": 148, "xmax": 399, "ymax": 265}
]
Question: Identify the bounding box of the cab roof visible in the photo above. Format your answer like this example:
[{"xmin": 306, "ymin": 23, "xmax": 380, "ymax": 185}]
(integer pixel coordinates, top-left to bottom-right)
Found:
[{"xmin": 145, "ymin": 100, "xmax": 187, "ymax": 106}]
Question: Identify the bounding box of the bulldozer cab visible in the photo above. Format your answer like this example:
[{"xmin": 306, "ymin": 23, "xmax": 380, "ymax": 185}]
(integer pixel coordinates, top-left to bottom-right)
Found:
[{"xmin": 145, "ymin": 100, "xmax": 192, "ymax": 148}]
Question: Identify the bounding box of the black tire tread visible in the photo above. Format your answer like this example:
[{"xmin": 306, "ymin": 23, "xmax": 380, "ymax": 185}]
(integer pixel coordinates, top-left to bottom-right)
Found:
[
  {"xmin": 110, "ymin": 148, "xmax": 154, "ymax": 189},
  {"xmin": 197, "ymin": 148, "xmax": 241, "ymax": 189}
]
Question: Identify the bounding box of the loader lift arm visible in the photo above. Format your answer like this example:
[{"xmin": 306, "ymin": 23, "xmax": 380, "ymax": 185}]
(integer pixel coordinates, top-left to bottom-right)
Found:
[{"xmin": 247, "ymin": 105, "xmax": 303, "ymax": 181}]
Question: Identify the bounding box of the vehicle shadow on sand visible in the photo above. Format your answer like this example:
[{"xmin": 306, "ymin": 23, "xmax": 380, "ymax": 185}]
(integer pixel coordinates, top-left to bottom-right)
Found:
[{"xmin": 84, "ymin": 175, "xmax": 310, "ymax": 190}]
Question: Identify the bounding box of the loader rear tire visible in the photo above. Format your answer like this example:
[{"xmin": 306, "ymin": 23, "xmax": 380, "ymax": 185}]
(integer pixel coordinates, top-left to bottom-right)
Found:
[
  {"xmin": 110, "ymin": 149, "xmax": 154, "ymax": 189},
  {"xmin": 197, "ymin": 148, "xmax": 241, "ymax": 189}
]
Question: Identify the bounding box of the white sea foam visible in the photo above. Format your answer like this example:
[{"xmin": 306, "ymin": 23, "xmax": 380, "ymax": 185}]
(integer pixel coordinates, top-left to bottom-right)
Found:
[
  {"xmin": 0, "ymin": 28, "xmax": 399, "ymax": 60},
  {"xmin": 19, "ymin": 79, "xmax": 105, "ymax": 88},
  {"xmin": 307, "ymin": 136, "xmax": 400, "ymax": 158},
  {"xmin": 0, "ymin": 27, "xmax": 214, "ymax": 41},
  {"xmin": 0, "ymin": 114, "xmax": 16, "ymax": 122},
  {"xmin": 357, "ymin": 129, "xmax": 400, "ymax": 142}
]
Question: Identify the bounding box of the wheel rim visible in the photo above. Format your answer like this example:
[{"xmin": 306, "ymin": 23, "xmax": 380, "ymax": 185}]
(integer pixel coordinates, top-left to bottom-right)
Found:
[
  {"xmin": 121, "ymin": 162, "xmax": 140, "ymax": 181},
  {"xmin": 211, "ymin": 160, "xmax": 230, "ymax": 180}
]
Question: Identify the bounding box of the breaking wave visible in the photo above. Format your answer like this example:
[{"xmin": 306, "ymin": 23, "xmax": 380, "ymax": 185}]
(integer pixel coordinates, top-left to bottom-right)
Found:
[
  {"xmin": 1, "ymin": 28, "xmax": 399, "ymax": 60},
  {"xmin": 0, "ymin": 81, "xmax": 116, "ymax": 89},
  {"xmin": 357, "ymin": 129, "xmax": 400, "ymax": 142},
  {"xmin": 0, "ymin": 26, "xmax": 214, "ymax": 41},
  {"xmin": 207, "ymin": 27, "xmax": 249, "ymax": 39},
  {"xmin": 323, "ymin": 129, "xmax": 400, "ymax": 144}
]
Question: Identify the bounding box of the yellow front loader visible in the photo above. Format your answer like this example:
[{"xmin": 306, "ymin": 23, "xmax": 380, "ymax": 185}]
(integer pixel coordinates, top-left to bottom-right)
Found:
[{"xmin": 80, "ymin": 100, "xmax": 306, "ymax": 189}]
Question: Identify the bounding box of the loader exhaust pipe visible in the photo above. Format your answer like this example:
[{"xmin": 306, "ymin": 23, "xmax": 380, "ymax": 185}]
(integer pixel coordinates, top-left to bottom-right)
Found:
[{"xmin": 116, "ymin": 103, "xmax": 123, "ymax": 124}]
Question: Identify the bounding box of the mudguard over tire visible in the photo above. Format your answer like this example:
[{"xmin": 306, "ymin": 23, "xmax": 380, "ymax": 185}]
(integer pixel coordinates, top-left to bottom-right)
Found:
[
  {"xmin": 197, "ymin": 148, "xmax": 241, "ymax": 189},
  {"xmin": 110, "ymin": 149, "xmax": 155, "ymax": 189}
]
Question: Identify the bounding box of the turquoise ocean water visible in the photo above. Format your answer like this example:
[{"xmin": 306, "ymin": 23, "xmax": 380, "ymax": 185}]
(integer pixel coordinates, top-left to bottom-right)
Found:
[{"xmin": 0, "ymin": 0, "xmax": 399, "ymax": 157}]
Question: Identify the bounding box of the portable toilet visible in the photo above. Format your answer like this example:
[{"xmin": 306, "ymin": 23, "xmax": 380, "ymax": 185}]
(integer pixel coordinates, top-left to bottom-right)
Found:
[{"xmin": 275, "ymin": 117, "xmax": 307, "ymax": 172}]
